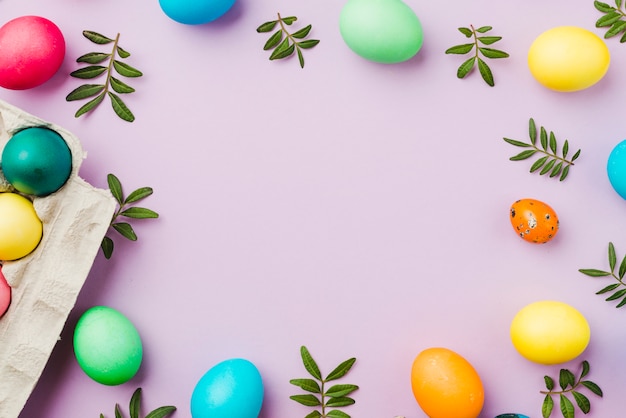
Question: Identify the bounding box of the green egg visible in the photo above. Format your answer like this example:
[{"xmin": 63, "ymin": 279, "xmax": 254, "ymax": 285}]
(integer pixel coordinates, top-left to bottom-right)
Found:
[
  {"xmin": 339, "ymin": 0, "xmax": 423, "ymax": 64},
  {"xmin": 73, "ymin": 306, "xmax": 143, "ymax": 386},
  {"xmin": 1, "ymin": 126, "xmax": 72, "ymax": 196}
]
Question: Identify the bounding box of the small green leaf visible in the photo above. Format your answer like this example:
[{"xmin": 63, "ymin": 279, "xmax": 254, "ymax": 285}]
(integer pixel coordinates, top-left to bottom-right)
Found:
[
  {"xmin": 112, "ymin": 222, "xmax": 138, "ymax": 241},
  {"xmin": 298, "ymin": 39, "xmax": 320, "ymax": 49},
  {"xmin": 620, "ymin": 30, "xmax": 626, "ymax": 42},
  {"xmin": 595, "ymin": 283, "xmax": 620, "ymax": 294},
  {"xmin": 545, "ymin": 375, "xmax": 555, "ymax": 391},
  {"xmin": 605, "ymin": 288, "xmax": 626, "ymax": 301},
  {"xmin": 549, "ymin": 131, "xmax": 557, "ymax": 153},
  {"xmin": 542, "ymin": 394, "xmax": 554, "ymax": 418},
  {"xmin": 325, "ymin": 397, "xmax": 355, "ymax": 407},
  {"xmin": 289, "ymin": 394, "xmax": 321, "ymax": 406},
  {"xmin": 456, "ymin": 56, "xmax": 476, "ymax": 78},
  {"xmin": 120, "ymin": 207, "xmax": 159, "ymax": 219},
  {"xmin": 263, "ymin": 30, "xmax": 283, "ymax": 50},
  {"xmin": 503, "ymin": 138, "xmax": 531, "ymax": 147},
  {"xmin": 578, "ymin": 268, "xmax": 612, "ymax": 277},
  {"xmin": 129, "ymin": 388, "xmax": 141, "ymax": 418},
  {"xmin": 325, "ymin": 358, "xmax": 356, "ymax": 381},
  {"xmin": 145, "ymin": 406, "xmax": 177, "ymax": 418},
  {"xmin": 559, "ymin": 369, "xmax": 576, "ymax": 389},
  {"xmin": 77, "ymin": 52, "xmax": 111, "ymax": 64},
  {"xmin": 74, "ymin": 91, "xmax": 105, "ymax": 118},
  {"xmin": 539, "ymin": 158, "xmax": 556, "ymax": 175},
  {"xmin": 304, "ymin": 411, "xmax": 322, "ymax": 418},
  {"xmin": 108, "ymin": 92, "xmax": 135, "ymax": 122},
  {"xmin": 83, "ymin": 30, "xmax": 114, "ymax": 44},
  {"xmin": 618, "ymin": 252, "xmax": 626, "ymax": 278},
  {"xmin": 271, "ymin": 43, "xmax": 295, "ymax": 60},
  {"xmin": 476, "ymin": 25, "xmax": 492, "ymax": 33},
  {"xmin": 110, "ymin": 77, "xmax": 136, "ymax": 94},
  {"xmin": 562, "ymin": 140, "xmax": 570, "ymax": 158},
  {"xmin": 478, "ymin": 47, "xmax": 510, "ymax": 58},
  {"xmin": 580, "ymin": 360, "xmax": 590, "ymax": 379},
  {"xmin": 297, "ymin": 48, "xmax": 305, "ymax": 68},
  {"xmin": 115, "ymin": 404, "xmax": 123, "ymax": 418},
  {"xmin": 445, "ymin": 43, "xmax": 474, "ymax": 54},
  {"xmin": 609, "ymin": 242, "xmax": 617, "ymax": 271},
  {"xmin": 70, "ymin": 65, "xmax": 107, "ymax": 79},
  {"xmin": 571, "ymin": 149, "xmax": 581, "ymax": 162},
  {"xmin": 113, "ymin": 60, "xmax": 143, "ymax": 77},
  {"xmin": 326, "ymin": 411, "xmax": 350, "ymax": 418},
  {"xmin": 581, "ymin": 380, "xmax": 603, "ymax": 397},
  {"xmin": 597, "ymin": 11, "xmax": 622, "ymax": 28},
  {"xmin": 606, "ymin": 19, "xmax": 626, "ymax": 37},
  {"xmin": 595, "ymin": 1, "xmax": 615, "ymax": 12},
  {"xmin": 529, "ymin": 155, "xmax": 549, "ymax": 172},
  {"xmin": 549, "ymin": 161, "xmax": 563, "ymax": 178},
  {"xmin": 117, "ymin": 46, "xmax": 131, "ymax": 58},
  {"xmin": 290, "ymin": 378, "xmax": 321, "ymax": 393},
  {"xmin": 125, "ymin": 187, "xmax": 154, "ymax": 204},
  {"xmin": 282, "ymin": 16, "xmax": 297, "ymax": 25},
  {"xmin": 559, "ymin": 394, "xmax": 575, "ymax": 418},
  {"xmin": 477, "ymin": 36, "xmax": 502, "ymax": 45},
  {"xmin": 256, "ymin": 20, "xmax": 278, "ymax": 33},
  {"xmin": 269, "ymin": 37, "xmax": 291, "ymax": 58},
  {"xmin": 572, "ymin": 391, "xmax": 590, "ymax": 413},
  {"xmin": 325, "ymin": 384, "xmax": 359, "ymax": 397},
  {"xmin": 300, "ymin": 346, "xmax": 322, "ymax": 380},
  {"xmin": 107, "ymin": 174, "xmax": 124, "ymax": 203},
  {"xmin": 510, "ymin": 149, "xmax": 537, "ymax": 161},
  {"xmin": 540, "ymin": 126, "xmax": 548, "ymax": 150},
  {"xmin": 615, "ymin": 295, "xmax": 626, "ymax": 307},
  {"xmin": 559, "ymin": 164, "xmax": 570, "ymax": 181},
  {"xmin": 66, "ymin": 84, "xmax": 105, "ymax": 101},
  {"xmin": 101, "ymin": 236, "xmax": 114, "ymax": 259},
  {"xmin": 477, "ymin": 57, "xmax": 494, "ymax": 86},
  {"xmin": 529, "ymin": 118, "xmax": 537, "ymax": 144},
  {"xmin": 292, "ymin": 24, "xmax": 312, "ymax": 39},
  {"xmin": 458, "ymin": 27, "xmax": 473, "ymax": 37}
]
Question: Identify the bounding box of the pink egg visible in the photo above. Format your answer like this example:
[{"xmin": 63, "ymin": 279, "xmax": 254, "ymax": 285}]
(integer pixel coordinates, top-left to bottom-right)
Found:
[
  {"xmin": 0, "ymin": 267, "xmax": 10, "ymax": 318},
  {"xmin": 0, "ymin": 16, "xmax": 65, "ymax": 90}
]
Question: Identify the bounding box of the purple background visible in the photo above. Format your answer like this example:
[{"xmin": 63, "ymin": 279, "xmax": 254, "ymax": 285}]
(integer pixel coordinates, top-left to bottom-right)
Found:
[{"xmin": 1, "ymin": 0, "xmax": 625, "ymax": 416}]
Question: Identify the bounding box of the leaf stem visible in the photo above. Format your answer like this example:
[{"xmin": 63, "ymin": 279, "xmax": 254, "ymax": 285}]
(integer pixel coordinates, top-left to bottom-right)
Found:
[
  {"xmin": 276, "ymin": 13, "xmax": 303, "ymax": 63},
  {"xmin": 320, "ymin": 379, "xmax": 326, "ymax": 417},
  {"xmin": 470, "ymin": 24, "xmax": 480, "ymax": 62},
  {"xmin": 102, "ymin": 33, "xmax": 121, "ymax": 99}
]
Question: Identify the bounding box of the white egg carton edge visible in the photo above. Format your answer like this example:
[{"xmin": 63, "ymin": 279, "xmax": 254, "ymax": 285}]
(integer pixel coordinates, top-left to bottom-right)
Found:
[{"xmin": 0, "ymin": 99, "xmax": 116, "ymax": 418}]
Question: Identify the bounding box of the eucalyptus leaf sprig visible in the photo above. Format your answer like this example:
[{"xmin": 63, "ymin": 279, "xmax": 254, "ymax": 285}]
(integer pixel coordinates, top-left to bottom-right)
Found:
[
  {"xmin": 101, "ymin": 173, "xmax": 159, "ymax": 260},
  {"xmin": 579, "ymin": 242, "xmax": 626, "ymax": 307},
  {"xmin": 540, "ymin": 361, "xmax": 602, "ymax": 418},
  {"xmin": 67, "ymin": 31, "xmax": 143, "ymax": 122},
  {"xmin": 503, "ymin": 118, "xmax": 581, "ymax": 181},
  {"xmin": 445, "ymin": 25, "xmax": 509, "ymax": 86},
  {"xmin": 594, "ymin": 0, "xmax": 626, "ymax": 42},
  {"xmin": 290, "ymin": 345, "xmax": 358, "ymax": 418},
  {"xmin": 100, "ymin": 387, "xmax": 176, "ymax": 418},
  {"xmin": 256, "ymin": 13, "xmax": 320, "ymax": 68}
]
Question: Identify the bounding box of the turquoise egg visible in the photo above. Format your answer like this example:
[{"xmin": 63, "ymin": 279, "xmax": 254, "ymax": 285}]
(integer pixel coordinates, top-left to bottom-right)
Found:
[
  {"xmin": 191, "ymin": 358, "xmax": 264, "ymax": 418},
  {"xmin": 607, "ymin": 139, "xmax": 626, "ymax": 199},
  {"xmin": 339, "ymin": 0, "xmax": 423, "ymax": 64},
  {"xmin": 1, "ymin": 126, "xmax": 72, "ymax": 196},
  {"xmin": 73, "ymin": 306, "xmax": 143, "ymax": 385},
  {"xmin": 159, "ymin": 0, "xmax": 236, "ymax": 25}
]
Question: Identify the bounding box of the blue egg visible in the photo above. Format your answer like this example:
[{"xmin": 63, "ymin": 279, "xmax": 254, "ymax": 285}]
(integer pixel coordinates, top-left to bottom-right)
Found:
[
  {"xmin": 191, "ymin": 358, "xmax": 263, "ymax": 418},
  {"xmin": 159, "ymin": 0, "xmax": 236, "ymax": 25},
  {"xmin": 607, "ymin": 139, "xmax": 626, "ymax": 199}
]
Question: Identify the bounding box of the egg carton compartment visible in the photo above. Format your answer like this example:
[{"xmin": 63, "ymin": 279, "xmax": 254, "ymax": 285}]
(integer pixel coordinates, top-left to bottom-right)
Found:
[{"xmin": 0, "ymin": 99, "xmax": 116, "ymax": 418}]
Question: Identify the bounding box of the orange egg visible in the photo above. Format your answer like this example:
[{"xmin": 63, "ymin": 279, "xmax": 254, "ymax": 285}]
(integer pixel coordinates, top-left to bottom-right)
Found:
[
  {"xmin": 509, "ymin": 198, "xmax": 559, "ymax": 244},
  {"xmin": 411, "ymin": 347, "xmax": 484, "ymax": 418}
]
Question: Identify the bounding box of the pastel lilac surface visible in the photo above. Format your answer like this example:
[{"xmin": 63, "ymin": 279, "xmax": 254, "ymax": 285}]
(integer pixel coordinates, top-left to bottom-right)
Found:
[
  {"xmin": 607, "ymin": 139, "xmax": 626, "ymax": 199},
  {"xmin": 190, "ymin": 358, "xmax": 264, "ymax": 418},
  {"xmin": 159, "ymin": 0, "xmax": 236, "ymax": 25}
]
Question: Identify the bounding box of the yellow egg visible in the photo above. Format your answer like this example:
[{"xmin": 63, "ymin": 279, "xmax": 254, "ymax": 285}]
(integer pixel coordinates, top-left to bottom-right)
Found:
[
  {"xmin": 0, "ymin": 193, "xmax": 42, "ymax": 260},
  {"xmin": 411, "ymin": 347, "xmax": 484, "ymax": 418},
  {"xmin": 528, "ymin": 26, "xmax": 610, "ymax": 92},
  {"xmin": 510, "ymin": 300, "xmax": 590, "ymax": 365}
]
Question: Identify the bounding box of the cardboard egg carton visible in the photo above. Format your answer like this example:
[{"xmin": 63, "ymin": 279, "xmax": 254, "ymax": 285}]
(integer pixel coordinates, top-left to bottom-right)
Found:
[{"xmin": 0, "ymin": 100, "xmax": 116, "ymax": 418}]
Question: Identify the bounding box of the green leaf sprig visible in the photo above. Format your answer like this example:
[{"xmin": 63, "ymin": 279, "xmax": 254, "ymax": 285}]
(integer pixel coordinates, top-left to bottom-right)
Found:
[
  {"xmin": 540, "ymin": 361, "xmax": 602, "ymax": 418},
  {"xmin": 445, "ymin": 25, "xmax": 509, "ymax": 86},
  {"xmin": 503, "ymin": 118, "xmax": 581, "ymax": 181},
  {"xmin": 290, "ymin": 345, "xmax": 358, "ymax": 418},
  {"xmin": 100, "ymin": 387, "xmax": 176, "ymax": 418},
  {"xmin": 594, "ymin": 1, "xmax": 626, "ymax": 42},
  {"xmin": 256, "ymin": 13, "xmax": 320, "ymax": 68},
  {"xmin": 67, "ymin": 31, "xmax": 143, "ymax": 122},
  {"xmin": 101, "ymin": 173, "xmax": 159, "ymax": 259},
  {"xmin": 579, "ymin": 242, "xmax": 626, "ymax": 307}
]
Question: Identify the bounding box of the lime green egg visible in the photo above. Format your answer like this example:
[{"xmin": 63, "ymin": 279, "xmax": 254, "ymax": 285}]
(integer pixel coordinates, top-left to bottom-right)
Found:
[
  {"xmin": 73, "ymin": 306, "xmax": 143, "ymax": 385},
  {"xmin": 339, "ymin": 0, "xmax": 423, "ymax": 64}
]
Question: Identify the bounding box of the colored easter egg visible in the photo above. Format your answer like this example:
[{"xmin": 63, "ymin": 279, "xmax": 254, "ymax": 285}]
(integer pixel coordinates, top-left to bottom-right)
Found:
[
  {"xmin": 510, "ymin": 301, "xmax": 590, "ymax": 365},
  {"xmin": 607, "ymin": 139, "xmax": 626, "ymax": 199},
  {"xmin": 411, "ymin": 347, "xmax": 484, "ymax": 418},
  {"xmin": 528, "ymin": 26, "xmax": 610, "ymax": 92},
  {"xmin": 159, "ymin": 0, "xmax": 236, "ymax": 25},
  {"xmin": 339, "ymin": 0, "xmax": 423, "ymax": 63},
  {"xmin": 509, "ymin": 198, "xmax": 559, "ymax": 244},
  {"xmin": 0, "ymin": 16, "xmax": 65, "ymax": 90},
  {"xmin": 73, "ymin": 306, "xmax": 143, "ymax": 385},
  {"xmin": 0, "ymin": 193, "xmax": 43, "ymax": 261},
  {"xmin": 191, "ymin": 358, "xmax": 264, "ymax": 418},
  {"xmin": 2, "ymin": 127, "xmax": 72, "ymax": 196},
  {"xmin": 0, "ymin": 267, "xmax": 10, "ymax": 317}
]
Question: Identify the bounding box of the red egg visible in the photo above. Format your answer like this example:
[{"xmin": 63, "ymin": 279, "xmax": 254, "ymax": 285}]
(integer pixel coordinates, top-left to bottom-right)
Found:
[
  {"xmin": 0, "ymin": 267, "xmax": 10, "ymax": 318},
  {"xmin": 0, "ymin": 16, "xmax": 65, "ymax": 90}
]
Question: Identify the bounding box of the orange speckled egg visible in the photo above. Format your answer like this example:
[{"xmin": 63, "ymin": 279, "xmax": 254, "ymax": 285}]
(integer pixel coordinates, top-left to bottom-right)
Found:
[
  {"xmin": 509, "ymin": 198, "xmax": 558, "ymax": 244},
  {"xmin": 411, "ymin": 347, "xmax": 484, "ymax": 418}
]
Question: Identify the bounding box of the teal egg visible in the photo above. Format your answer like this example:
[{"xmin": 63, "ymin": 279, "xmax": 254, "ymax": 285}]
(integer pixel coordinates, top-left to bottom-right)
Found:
[
  {"xmin": 1, "ymin": 126, "xmax": 72, "ymax": 196},
  {"xmin": 159, "ymin": 0, "xmax": 236, "ymax": 25},
  {"xmin": 339, "ymin": 0, "xmax": 424, "ymax": 63},
  {"xmin": 191, "ymin": 358, "xmax": 264, "ymax": 418},
  {"xmin": 73, "ymin": 306, "xmax": 143, "ymax": 386},
  {"xmin": 608, "ymin": 139, "xmax": 626, "ymax": 199}
]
